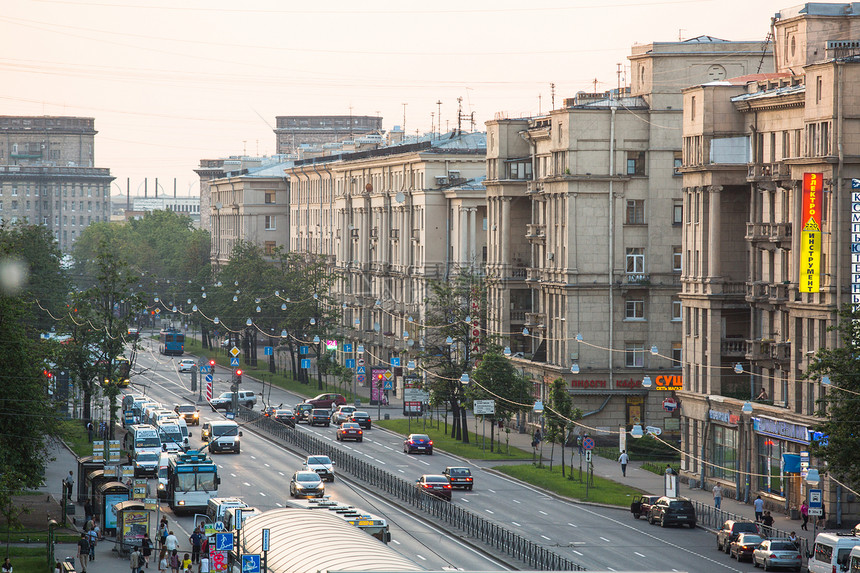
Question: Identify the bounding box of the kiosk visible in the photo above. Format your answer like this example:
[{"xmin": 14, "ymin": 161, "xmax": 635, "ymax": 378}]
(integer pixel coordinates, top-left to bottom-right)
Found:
[
  {"xmin": 86, "ymin": 470, "xmax": 113, "ymax": 506},
  {"xmin": 76, "ymin": 456, "xmax": 105, "ymax": 503},
  {"xmin": 95, "ymin": 481, "xmax": 129, "ymax": 536},
  {"xmin": 113, "ymin": 500, "xmax": 150, "ymax": 556}
]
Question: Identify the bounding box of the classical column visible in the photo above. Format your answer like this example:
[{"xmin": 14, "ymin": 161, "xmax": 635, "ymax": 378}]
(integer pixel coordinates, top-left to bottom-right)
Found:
[
  {"xmin": 459, "ymin": 207, "xmax": 468, "ymax": 266},
  {"xmin": 708, "ymin": 185, "xmax": 722, "ymax": 278},
  {"xmin": 501, "ymin": 198, "xmax": 511, "ymax": 273},
  {"xmin": 469, "ymin": 207, "xmax": 477, "ymax": 269}
]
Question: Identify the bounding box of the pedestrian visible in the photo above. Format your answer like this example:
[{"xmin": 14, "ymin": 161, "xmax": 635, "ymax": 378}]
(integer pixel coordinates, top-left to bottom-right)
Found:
[
  {"xmin": 2, "ymin": 558, "xmax": 12, "ymax": 573},
  {"xmin": 169, "ymin": 550, "xmax": 180, "ymax": 573},
  {"xmin": 77, "ymin": 533, "xmax": 90, "ymax": 571},
  {"xmin": 87, "ymin": 526, "xmax": 98, "ymax": 561},
  {"xmin": 54, "ymin": 561, "xmax": 61, "ymax": 573},
  {"xmin": 576, "ymin": 435, "xmax": 583, "ymax": 455},
  {"xmin": 142, "ymin": 533, "xmax": 153, "ymax": 568},
  {"xmin": 64, "ymin": 471, "xmax": 74, "ymax": 501},
  {"xmin": 618, "ymin": 450, "xmax": 629, "ymax": 477},
  {"xmin": 165, "ymin": 530, "xmax": 179, "ymax": 554},
  {"xmin": 84, "ymin": 500, "xmax": 93, "ymax": 524},
  {"xmin": 801, "ymin": 499, "xmax": 809, "ymax": 530},
  {"xmin": 754, "ymin": 495, "xmax": 764, "ymax": 522},
  {"xmin": 93, "ymin": 517, "xmax": 102, "ymax": 541},
  {"xmin": 159, "ymin": 553, "xmax": 168, "ymax": 573},
  {"xmin": 818, "ymin": 505, "xmax": 826, "ymax": 528},
  {"xmin": 130, "ymin": 547, "xmax": 142, "ymax": 573},
  {"xmin": 712, "ymin": 483, "xmax": 723, "ymax": 509},
  {"xmin": 182, "ymin": 554, "xmax": 192, "ymax": 573},
  {"xmin": 198, "ymin": 554, "xmax": 209, "ymax": 573},
  {"xmin": 665, "ymin": 464, "xmax": 676, "ymax": 475},
  {"xmin": 761, "ymin": 510, "xmax": 775, "ymax": 536},
  {"xmin": 788, "ymin": 531, "xmax": 799, "ymax": 549},
  {"xmin": 189, "ymin": 528, "xmax": 202, "ymax": 564},
  {"xmin": 87, "ymin": 421, "xmax": 94, "ymax": 443}
]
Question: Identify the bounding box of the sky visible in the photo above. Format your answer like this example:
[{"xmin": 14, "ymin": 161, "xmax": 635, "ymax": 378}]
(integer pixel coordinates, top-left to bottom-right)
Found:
[{"xmin": 3, "ymin": 0, "xmax": 783, "ymax": 198}]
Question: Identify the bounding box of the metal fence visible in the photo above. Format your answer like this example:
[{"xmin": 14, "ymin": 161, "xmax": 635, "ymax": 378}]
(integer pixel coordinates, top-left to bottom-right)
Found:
[{"xmin": 237, "ymin": 408, "xmax": 585, "ymax": 571}]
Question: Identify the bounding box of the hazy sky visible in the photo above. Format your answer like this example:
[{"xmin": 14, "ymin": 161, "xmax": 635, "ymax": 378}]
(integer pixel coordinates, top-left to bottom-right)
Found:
[{"xmin": 3, "ymin": 0, "xmax": 781, "ymax": 197}]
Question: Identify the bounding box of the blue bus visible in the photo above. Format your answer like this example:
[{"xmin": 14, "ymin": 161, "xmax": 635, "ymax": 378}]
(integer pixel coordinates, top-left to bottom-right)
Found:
[
  {"xmin": 166, "ymin": 451, "xmax": 219, "ymax": 513},
  {"xmin": 159, "ymin": 328, "xmax": 185, "ymax": 356}
]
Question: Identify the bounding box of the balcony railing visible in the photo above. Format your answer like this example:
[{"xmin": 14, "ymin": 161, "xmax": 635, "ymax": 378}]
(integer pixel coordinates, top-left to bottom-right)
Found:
[
  {"xmin": 746, "ymin": 282, "xmax": 769, "ymax": 302},
  {"xmin": 721, "ymin": 338, "xmax": 747, "ymax": 357},
  {"xmin": 745, "ymin": 339, "xmax": 791, "ymax": 365},
  {"xmin": 524, "ymin": 312, "xmax": 546, "ymax": 328},
  {"xmin": 510, "ymin": 310, "xmax": 527, "ymax": 322},
  {"xmin": 526, "ymin": 224, "xmax": 546, "ymax": 244},
  {"xmin": 768, "ymin": 283, "xmax": 789, "ymax": 302},
  {"xmin": 525, "ymin": 268, "xmax": 541, "ymax": 282},
  {"xmin": 526, "ymin": 181, "xmax": 543, "ymax": 195}
]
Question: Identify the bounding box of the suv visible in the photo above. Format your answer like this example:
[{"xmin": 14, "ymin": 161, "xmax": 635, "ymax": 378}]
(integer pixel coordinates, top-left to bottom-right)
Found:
[
  {"xmin": 310, "ymin": 409, "xmax": 331, "ymax": 427},
  {"xmin": 647, "ymin": 497, "xmax": 696, "ymax": 528},
  {"xmin": 209, "ymin": 391, "xmax": 257, "ymax": 410},
  {"xmin": 303, "ymin": 455, "xmax": 334, "ymax": 482},
  {"xmin": 307, "ymin": 393, "xmax": 347, "ymax": 410},
  {"xmin": 294, "ymin": 403, "xmax": 314, "ymax": 423},
  {"xmin": 631, "ymin": 495, "xmax": 661, "ymax": 519},
  {"xmin": 174, "ymin": 403, "xmax": 200, "ymax": 426},
  {"xmin": 717, "ymin": 520, "xmax": 761, "ymax": 553}
]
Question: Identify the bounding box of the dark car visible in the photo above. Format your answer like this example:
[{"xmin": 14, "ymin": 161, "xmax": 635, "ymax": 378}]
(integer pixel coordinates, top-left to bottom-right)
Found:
[
  {"xmin": 273, "ymin": 409, "xmax": 296, "ymax": 427},
  {"xmin": 730, "ymin": 533, "xmax": 766, "ymax": 561},
  {"xmin": 289, "ymin": 471, "xmax": 325, "ymax": 499},
  {"xmin": 336, "ymin": 422, "xmax": 363, "ymax": 442},
  {"xmin": 717, "ymin": 520, "xmax": 761, "ymax": 553},
  {"xmin": 262, "ymin": 406, "xmax": 278, "ymax": 417},
  {"xmin": 442, "ymin": 467, "xmax": 473, "ymax": 490},
  {"xmin": 416, "ymin": 475, "xmax": 452, "ymax": 501},
  {"xmin": 404, "ymin": 434, "xmax": 433, "ymax": 455},
  {"xmin": 307, "ymin": 393, "xmax": 347, "ymax": 410},
  {"xmin": 294, "ymin": 403, "xmax": 314, "ymax": 423},
  {"xmin": 349, "ymin": 411, "xmax": 372, "ymax": 429},
  {"xmin": 310, "ymin": 408, "xmax": 331, "ymax": 427},
  {"xmin": 647, "ymin": 497, "xmax": 696, "ymax": 528},
  {"xmin": 630, "ymin": 495, "xmax": 661, "ymax": 519},
  {"xmin": 174, "ymin": 403, "xmax": 200, "ymax": 426}
]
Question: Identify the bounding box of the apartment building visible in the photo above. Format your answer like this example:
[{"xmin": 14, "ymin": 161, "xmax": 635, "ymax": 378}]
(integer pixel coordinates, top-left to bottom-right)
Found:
[
  {"xmin": 275, "ymin": 115, "xmax": 382, "ymax": 155},
  {"xmin": 282, "ymin": 133, "xmax": 486, "ymax": 394},
  {"xmin": 485, "ymin": 37, "xmax": 770, "ymax": 436},
  {"xmin": 0, "ymin": 116, "xmax": 113, "ymax": 251},
  {"xmin": 679, "ymin": 3, "xmax": 860, "ymax": 524}
]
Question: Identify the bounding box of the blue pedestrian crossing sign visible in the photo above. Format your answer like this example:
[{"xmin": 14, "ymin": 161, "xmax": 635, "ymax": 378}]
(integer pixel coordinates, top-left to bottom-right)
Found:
[
  {"xmin": 264, "ymin": 346, "xmax": 273, "ymax": 356},
  {"xmin": 390, "ymin": 357, "xmax": 401, "ymax": 367},
  {"xmin": 384, "ymin": 379, "xmax": 393, "ymax": 390},
  {"xmin": 200, "ymin": 365, "xmax": 210, "ymax": 374},
  {"xmin": 356, "ymin": 366, "xmax": 366, "ymax": 374},
  {"xmin": 230, "ymin": 357, "xmax": 240, "ymax": 367},
  {"xmin": 345, "ymin": 359, "xmax": 355, "ymax": 369},
  {"xmin": 300, "ymin": 346, "xmax": 309, "ymax": 355},
  {"xmin": 205, "ymin": 375, "xmax": 213, "ymax": 383},
  {"xmin": 344, "ymin": 343, "xmax": 353, "ymax": 353},
  {"xmin": 215, "ymin": 533, "xmax": 233, "ymax": 551},
  {"xmin": 242, "ymin": 555, "xmax": 260, "ymax": 573},
  {"xmin": 301, "ymin": 359, "xmax": 311, "ymax": 369}
]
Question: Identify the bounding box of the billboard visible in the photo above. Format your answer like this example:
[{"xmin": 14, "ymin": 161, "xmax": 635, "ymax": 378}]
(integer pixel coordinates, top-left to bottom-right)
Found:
[{"xmin": 799, "ymin": 173, "xmax": 823, "ymax": 293}]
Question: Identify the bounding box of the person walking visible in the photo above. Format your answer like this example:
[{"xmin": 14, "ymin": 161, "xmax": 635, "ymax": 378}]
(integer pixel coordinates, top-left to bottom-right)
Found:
[
  {"xmin": 198, "ymin": 555, "xmax": 209, "ymax": 573},
  {"xmin": 130, "ymin": 547, "xmax": 143, "ymax": 573},
  {"xmin": 800, "ymin": 499, "xmax": 809, "ymax": 530},
  {"xmin": 64, "ymin": 471, "xmax": 74, "ymax": 501},
  {"xmin": 2, "ymin": 558, "xmax": 12, "ymax": 573},
  {"xmin": 169, "ymin": 550, "xmax": 180, "ymax": 573},
  {"xmin": 181, "ymin": 554, "xmax": 192, "ymax": 573},
  {"xmin": 712, "ymin": 483, "xmax": 723, "ymax": 509},
  {"xmin": 618, "ymin": 450, "xmax": 629, "ymax": 477},
  {"xmin": 158, "ymin": 553, "xmax": 168, "ymax": 573},
  {"xmin": 77, "ymin": 534, "xmax": 90, "ymax": 571},
  {"xmin": 165, "ymin": 531, "xmax": 179, "ymax": 554},
  {"xmin": 87, "ymin": 527, "xmax": 98, "ymax": 561},
  {"xmin": 189, "ymin": 528, "xmax": 202, "ymax": 564},
  {"xmin": 141, "ymin": 533, "xmax": 153, "ymax": 568},
  {"xmin": 754, "ymin": 495, "xmax": 764, "ymax": 522},
  {"xmin": 761, "ymin": 510, "xmax": 775, "ymax": 537}
]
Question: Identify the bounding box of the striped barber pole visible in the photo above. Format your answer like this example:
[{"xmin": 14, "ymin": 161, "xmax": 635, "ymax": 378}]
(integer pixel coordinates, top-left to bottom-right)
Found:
[{"xmin": 206, "ymin": 380, "xmax": 213, "ymax": 401}]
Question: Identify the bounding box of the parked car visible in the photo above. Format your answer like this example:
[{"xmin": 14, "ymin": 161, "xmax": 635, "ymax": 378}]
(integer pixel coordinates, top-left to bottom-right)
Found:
[
  {"xmin": 349, "ymin": 411, "xmax": 372, "ymax": 429},
  {"xmin": 309, "ymin": 409, "xmax": 331, "ymax": 427},
  {"xmin": 178, "ymin": 358, "xmax": 196, "ymax": 372},
  {"xmin": 289, "ymin": 471, "xmax": 325, "ymax": 498},
  {"xmin": 752, "ymin": 539, "xmax": 803, "ymax": 571},
  {"xmin": 336, "ymin": 422, "xmax": 363, "ymax": 442},
  {"xmin": 127, "ymin": 327, "xmax": 140, "ymax": 340},
  {"xmin": 273, "ymin": 409, "xmax": 296, "ymax": 427},
  {"xmin": 730, "ymin": 533, "xmax": 766, "ymax": 561},
  {"xmin": 717, "ymin": 520, "xmax": 761, "ymax": 553},
  {"xmin": 416, "ymin": 475, "xmax": 452, "ymax": 501},
  {"xmin": 174, "ymin": 403, "xmax": 200, "ymax": 426},
  {"xmin": 331, "ymin": 405, "xmax": 357, "ymax": 425},
  {"xmin": 442, "ymin": 467, "xmax": 473, "ymax": 490},
  {"xmin": 306, "ymin": 393, "xmax": 347, "ymax": 410},
  {"xmin": 294, "ymin": 403, "xmax": 314, "ymax": 423},
  {"xmin": 303, "ymin": 455, "xmax": 335, "ymax": 482},
  {"xmin": 647, "ymin": 497, "xmax": 696, "ymax": 528},
  {"xmin": 630, "ymin": 495, "xmax": 661, "ymax": 520},
  {"xmin": 403, "ymin": 434, "xmax": 433, "ymax": 455}
]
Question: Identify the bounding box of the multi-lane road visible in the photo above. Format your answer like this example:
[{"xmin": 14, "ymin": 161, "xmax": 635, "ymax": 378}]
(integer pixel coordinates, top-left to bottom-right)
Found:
[{"xmin": 127, "ymin": 339, "xmax": 765, "ymax": 572}]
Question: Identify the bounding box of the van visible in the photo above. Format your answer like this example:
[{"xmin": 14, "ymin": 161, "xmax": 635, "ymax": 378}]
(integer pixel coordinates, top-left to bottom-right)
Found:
[
  {"xmin": 201, "ymin": 421, "xmax": 242, "ymax": 454},
  {"xmin": 156, "ymin": 421, "xmax": 187, "ymax": 452},
  {"xmin": 126, "ymin": 424, "xmax": 162, "ymax": 456},
  {"xmin": 122, "ymin": 394, "xmax": 146, "ymax": 413},
  {"xmin": 206, "ymin": 497, "xmax": 248, "ymax": 526},
  {"xmin": 175, "ymin": 418, "xmax": 189, "ymax": 443},
  {"xmin": 223, "ymin": 506, "xmax": 258, "ymax": 531},
  {"xmin": 156, "ymin": 452, "xmax": 171, "ymax": 499},
  {"xmin": 808, "ymin": 532, "xmax": 860, "ymax": 573},
  {"xmin": 142, "ymin": 403, "xmax": 163, "ymax": 426}
]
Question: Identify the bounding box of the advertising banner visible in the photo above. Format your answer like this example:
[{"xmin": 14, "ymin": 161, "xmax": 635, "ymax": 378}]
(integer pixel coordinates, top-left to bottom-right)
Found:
[
  {"xmin": 122, "ymin": 510, "xmax": 150, "ymax": 545},
  {"xmin": 800, "ymin": 172, "xmax": 823, "ymax": 293}
]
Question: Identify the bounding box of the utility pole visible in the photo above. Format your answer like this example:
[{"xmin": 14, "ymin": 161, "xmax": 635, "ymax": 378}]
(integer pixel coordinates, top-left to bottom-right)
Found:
[
  {"xmin": 401, "ymin": 103, "xmax": 408, "ymax": 133},
  {"xmin": 550, "ymin": 83, "xmax": 556, "ymax": 110},
  {"xmin": 436, "ymin": 100, "xmax": 442, "ymax": 138}
]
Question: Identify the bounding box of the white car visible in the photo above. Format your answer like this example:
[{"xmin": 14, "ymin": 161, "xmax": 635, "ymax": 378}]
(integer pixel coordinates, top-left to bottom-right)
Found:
[
  {"xmin": 303, "ymin": 455, "xmax": 335, "ymax": 482},
  {"xmin": 178, "ymin": 359, "xmax": 196, "ymax": 372}
]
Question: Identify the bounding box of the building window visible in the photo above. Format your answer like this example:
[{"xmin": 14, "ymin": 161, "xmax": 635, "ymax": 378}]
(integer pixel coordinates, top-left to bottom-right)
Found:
[
  {"xmin": 265, "ymin": 192, "xmax": 276, "ymax": 204},
  {"xmin": 264, "ymin": 241, "xmax": 276, "ymax": 255},
  {"xmin": 264, "ymin": 216, "xmax": 276, "ymax": 230},
  {"xmin": 671, "ymin": 342, "xmax": 682, "ymax": 368},
  {"xmin": 625, "ymin": 200, "xmax": 645, "ymax": 225},
  {"xmin": 673, "ymin": 151, "xmax": 683, "ymax": 175},
  {"xmin": 626, "ymin": 247, "xmax": 645, "ymax": 274},
  {"xmin": 673, "ymin": 246, "xmax": 682, "ymax": 272},
  {"xmin": 711, "ymin": 425, "xmax": 738, "ymax": 480},
  {"xmin": 672, "ymin": 299, "xmax": 682, "ymax": 321},
  {"xmin": 673, "ymin": 202, "xmax": 683, "ymax": 225},
  {"xmin": 625, "ymin": 297, "xmax": 645, "ymax": 320},
  {"xmin": 625, "ymin": 343, "xmax": 645, "ymax": 368},
  {"xmin": 11, "ymin": 201, "xmax": 17, "ymax": 210},
  {"xmin": 626, "ymin": 151, "xmax": 645, "ymax": 175}
]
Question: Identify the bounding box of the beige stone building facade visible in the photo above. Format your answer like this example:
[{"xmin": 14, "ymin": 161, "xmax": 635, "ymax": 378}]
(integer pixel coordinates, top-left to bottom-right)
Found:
[
  {"xmin": 0, "ymin": 116, "xmax": 113, "ymax": 251},
  {"xmin": 485, "ymin": 37, "xmax": 770, "ymax": 437},
  {"xmin": 679, "ymin": 3, "xmax": 860, "ymax": 524}
]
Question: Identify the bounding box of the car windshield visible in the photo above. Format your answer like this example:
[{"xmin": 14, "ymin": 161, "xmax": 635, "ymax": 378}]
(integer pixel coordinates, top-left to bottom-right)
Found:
[
  {"xmin": 296, "ymin": 473, "xmax": 320, "ymax": 483},
  {"xmin": 307, "ymin": 456, "xmax": 331, "ymax": 465},
  {"xmin": 353, "ymin": 411, "xmax": 368, "ymax": 417},
  {"xmin": 669, "ymin": 501, "xmax": 692, "ymax": 509},
  {"xmin": 448, "ymin": 468, "xmax": 471, "ymax": 476},
  {"xmin": 411, "ymin": 435, "xmax": 429, "ymax": 441},
  {"xmin": 275, "ymin": 410, "xmax": 291, "ymax": 416},
  {"xmin": 741, "ymin": 535, "xmax": 765, "ymax": 544},
  {"xmin": 135, "ymin": 436, "xmax": 160, "ymax": 448},
  {"xmin": 735, "ymin": 523, "xmax": 759, "ymax": 532},
  {"xmin": 218, "ymin": 393, "xmax": 232, "ymax": 399},
  {"xmin": 212, "ymin": 425, "xmax": 238, "ymax": 437},
  {"xmin": 341, "ymin": 423, "xmax": 359, "ymax": 429},
  {"xmin": 137, "ymin": 453, "xmax": 158, "ymax": 462},
  {"xmin": 425, "ymin": 476, "xmax": 447, "ymax": 483},
  {"xmin": 339, "ymin": 407, "xmax": 355, "ymax": 413},
  {"xmin": 178, "ymin": 405, "xmax": 195, "ymax": 413},
  {"xmin": 312, "ymin": 410, "xmax": 328, "ymax": 416},
  {"xmin": 770, "ymin": 542, "xmax": 796, "ymax": 551}
]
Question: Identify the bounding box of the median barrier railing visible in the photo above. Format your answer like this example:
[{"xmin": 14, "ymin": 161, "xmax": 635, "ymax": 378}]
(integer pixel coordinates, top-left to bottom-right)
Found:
[{"xmin": 237, "ymin": 407, "xmax": 585, "ymax": 571}]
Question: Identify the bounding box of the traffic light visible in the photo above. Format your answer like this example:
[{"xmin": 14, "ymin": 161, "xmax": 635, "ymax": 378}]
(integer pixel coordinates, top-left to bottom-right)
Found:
[
  {"xmin": 233, "ymin": 368, "xmax": 242, "ymax": 385},
  {"xmin": 209, "ymin": 359, "xmax": 216, "ymax": 368}
]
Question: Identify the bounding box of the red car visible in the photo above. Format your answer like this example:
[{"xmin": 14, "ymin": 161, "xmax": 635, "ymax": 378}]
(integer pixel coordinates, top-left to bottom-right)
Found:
[
  {"xmin": 307, "ymin": 393, "xmax": 347, "ymax": 410},
  {"xmin": 336, "ymin": 422, "xmax": 363, "ymax": 442}
]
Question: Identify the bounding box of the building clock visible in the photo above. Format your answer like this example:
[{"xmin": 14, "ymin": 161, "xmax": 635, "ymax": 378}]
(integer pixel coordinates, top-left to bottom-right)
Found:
[{"xmin": 707, "ymin": 64, "xmax": 727, "ymax": 81}]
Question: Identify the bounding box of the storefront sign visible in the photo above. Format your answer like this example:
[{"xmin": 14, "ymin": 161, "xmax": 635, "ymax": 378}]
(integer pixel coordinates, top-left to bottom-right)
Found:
[
  {"xmin": 753, "ymin": 416, "xmax": 810, "ymax": 444},
  {"xmin": 616, "ymin": 378, "xmax": 642, "ymax": 389},
  {"xmin": 571, "ymin": 379, "xmax": 607, "ymax": 388},
  {"xmin": 709, "ymin": 409, "xmax": 740, "ymax": 426},
  {"xmin": 653, "ymin": 375, "xmax": 683, "ymax": 391},
  {"xmin": 800, "ymin": 172, "xmax": 823, "ymax": 293},
  {"xmin": 851, "ymin": 180, "xmax": 860, "ymax": 308},
  {"xmin": 568, "ymin": 377, "xmax": 651, "ymax": 389}
]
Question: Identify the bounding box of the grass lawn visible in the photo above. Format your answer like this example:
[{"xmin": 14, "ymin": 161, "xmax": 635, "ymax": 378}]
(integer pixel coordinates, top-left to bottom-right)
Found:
[
  {"xmin": 375, "ymin": 418, "xmax": 534, "ymax": 460},
  {"xmin": 58, "ymin": 419, "xmax": 91, "ymax": 458},
  {"xmin": 493, "ymin": 463, "xmax": 645, "ymax": 506},
  {"xmin": 183, "ymin": 338, "xmax": 366, "ymax": 406}
]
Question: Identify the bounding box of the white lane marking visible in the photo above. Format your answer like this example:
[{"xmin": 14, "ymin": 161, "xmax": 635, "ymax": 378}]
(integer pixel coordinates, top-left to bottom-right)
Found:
[
  {"xmin": 384, "ymin": 446, "xmax": 394, "ymax": 451},
  {"xmin": 568, "ymin": 523, "xmax": 577, "ymax": 527},
  {"xmin": 541, "ymin": 535, "xmax": 551, "ymax": 541},
  {"xmin": 539, "ymin": 510, "xmax": 547, "ymax": 515},
  {"xmin": 365, "ymin": 454, "xmax": 374, "ymax": 459},
  {"xmin": 634, "ymin": 552, "xmax": 646, "ymax": 558},
  {"xmin": 398, "ymin": 469, "xmax": 405, "ymax": 473},
  {"xmin": 461, "ymin": 498, "xmax": 469, "ymax": 503},
  {"xmin": 230, "ymin": 474, "xmax": 236, "ymax": 478},
  {"xmin": 600, "ymin": 537, "xmax": 611, "ymax": 543},
  {"xmin": 512, "ymin": 522, "xmax": 521, "ymax": 527},
  {"xmin": 572, "ymin": 550, "xmax": 583, "ymax": 556},
  {"xmin": 278, "ymin": 472, "xmax": 284, "ymax": 476},
  {"xmin": 485, "ymin": 509, "xmax": 494, "ymax": 514},
  {"xmin": 264, "ymin": 463, "xmax": 270, "ymax": 467},
  {"xmin": 392, "ymin": 540, "xmax": 401, "ymax": 545},
  {"xmin": 250, "ymin": 456, "xmax": 256, "ymax": 460},
  {"xmin": 275, "ymin": 503, "xmax": 283, "ymax": 507},
  {"xmin": 244, "ymin": 482, "xmax": 251, "ymax": 487},
  {"xmin": 415, "ymin": 555, "xmax": 427, "ymax": 561},
  {"xmin": 512, "ymin": 499, "xmax": 521, "ymax": 504},
  {"xmin": 259, "ymin": 492, "xmax": 266, "ymax": 497},
  {"xmin": 606, "ymin": 568, "xmax": 616, "ymax": 572},
  {"xmin": 419, "ymin": 459, "xmax": 430, "ymax": 466},
  {"xmin": 488, "ymin": 489, "xmax": 496, "ymax": 493}
]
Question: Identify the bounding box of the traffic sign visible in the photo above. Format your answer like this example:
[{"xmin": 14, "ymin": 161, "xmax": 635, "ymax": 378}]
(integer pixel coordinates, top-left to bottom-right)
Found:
[
  {"xmin": 585, "ymin": 450, "xmax": 593, "ymax": 463},
  {"xmin": 533, "ymin": 400, "xmax": 544, "ymax": 413},
  {"xmin": 300, "ymin": 346, "xmax": 309, "ymax": 355},
  {"xmin": 384, "ymin": 379, "xmax": 393, "ymax": 390},
  {"xmin": 810, "ymin": 489, "xmax": 822, "ymax": 507},
  {"xmin": 356, "ymin": 366, "xmax": 366, "ymax": 374},
  {"xmin": 229, "ymin": 347, "xmax": 240, "ymax": 357},
  {"xmin": 357, "ymin": 345, "xmax": 364, "ymax": 354},
  {"xmin": 205, "ymin": 374, "xmax": 213, "ymax": 383},
  {"xmin": 301, "ymin": 359, "xmax": 311, "ymax": 369},
  {"xmin": 356, "ymin": 374, "xmax": 365, "ymax": 385},
  {"xmin": 344, "ymin": 343, "xmax": 353, "ymax": 353},
  {"xmin": 474, "ymin": 400, "xmax": 495, "ymax": 415},
  {"xmin": 230, "ymin": 357, "xmax": 240, "ymax": 367},
  {"xmin": 261, "ymin": 529, "xmax": 270, "ymax": 552},
  {"xmin": 662, "ymin": 397, "xmax": 678, "ymax": 412},
  {"xmin": 264, "ymin": 346, "xmax": 273, "ymax": 356},
  {"xmin": 242, "ymin": 555, "xmax": 260, "ymax": 573},
  {"xmin": 582, "ymin": 437, "xmax": 595, "ymax": 451},
  {"xmin": 357, "ymin": 358, "xmax": 365, "ymax": 367},
  {"xmin": 383, "ymin": 371, "xmax": 393, "ymax": 380},
  {"xmin": 390, "ymin": 357, "xmax": 401, "ymax": 367},
  {"xmin": 215, "ymin": 533, "xmax": 233, "ymax": 551},
  {"xmin": 345, "ymin": 359, "xmax": 355, "ymax": 369},
  {"xmin": 200, "ymin": 365, "xmax": 210, "ymax": 374}
]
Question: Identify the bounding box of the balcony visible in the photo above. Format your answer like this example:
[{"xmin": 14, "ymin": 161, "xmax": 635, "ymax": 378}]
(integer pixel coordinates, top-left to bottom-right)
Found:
[
  {"xmin": 525, "ymin": 268, "xmax": 542, "ymax": 282},
  {"xmin": 770, "ymin": 341, "xmax": 791, "ymax": 365},
  {"xmin": 510, "ymin": 309, "xmax": 528, "ymax": 322},
  {"xmin": 748, "ymin": 162, "xmax": 792, "ymax": 182},
  {"xmin": 526, "ymin": 181, "xmax": 543, "ymax": 195},
  {"xmin": 746, "ymin": 339, "xmax": 772, "ymax": 362},
  {"xmin": 745, "ymin": 282, "xmax": 769, "ymax": 303},
  {"xmin": 746, "ymin": 222, "xmax": 792, "ymax": 249},
  {"xmin": 623, "ymin": 274, "xmax": 651, "ymax": 286},
  {"xmin": 745, "ymin": 339, "xmax": 792, "ymax": 367},
  {"xmin": 745, "ymin": 222, "xmax": 769, "ymax": 242},
  {"xmin": 721, "ymin": 338, "xmax": 747, "ymax": 357},
  {"xmin": 526, "ymin": 224, "xmax": 546, "ymax": 244},
  {"xmin": 768, "ymin": 283, "xmax": 789, "ymax": 303}
]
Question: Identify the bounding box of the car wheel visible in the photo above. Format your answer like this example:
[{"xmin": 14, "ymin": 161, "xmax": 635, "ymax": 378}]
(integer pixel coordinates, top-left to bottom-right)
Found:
[
  {"xmin": 428, "ymin": 448, "xmax": 433, "ymax": 455},
  {"xmin": 633, "ymin": 513, "xmax": 640, "ymax": 520},
  {"xmin": 725, "ymin": 542, "xmax": 731, "ymax": 554},
  {"xmin": 717, "ymin": 539, "xmax": 722, "ymax": 551},
  {"xmin": 326, "ymin": 423, "xmax": 330, "ymax": 427},
  {"xmin": 329, "ymin": 476, "xmax": 334, "ymax": 483},
  {"xmin": 648, "ymin": 514, "xmax": 655, "ymax": 525},
  {"xmin": 235, "ymin": 447, "xmax": 240, "ymax": 454},
  {"xmin": 467, "ymin": 485, "xmax": 473, "ymax": 491},
  {"xmin": 762, "ymin": 559, "xmax": 769, "ymax": 571},
  {"xmin": 689, "ymin": 522, "xmax": 696, "ymax": 529},
  {"xmin": 358, "ymin": 438, "xmax": 363, "ymax": 442},
  {"xmin": 660, "ymin": 517, "xmax": 667, "ymax": 527}
]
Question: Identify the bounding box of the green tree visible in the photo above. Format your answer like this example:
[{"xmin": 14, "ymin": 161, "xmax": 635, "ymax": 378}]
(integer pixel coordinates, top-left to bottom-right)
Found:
[
  {"xmin": 807, "ymin": 306, "xmax": 860, "ymax": 485},
  {"xmin": 469, "ymin": 352, "xmax": 531, "ymax": 453}
]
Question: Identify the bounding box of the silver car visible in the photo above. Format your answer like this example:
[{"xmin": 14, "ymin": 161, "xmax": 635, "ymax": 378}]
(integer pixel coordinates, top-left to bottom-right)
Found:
[{"xmin": 752, "ymin": 539, "xmax": 803, "ymax": 571}]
